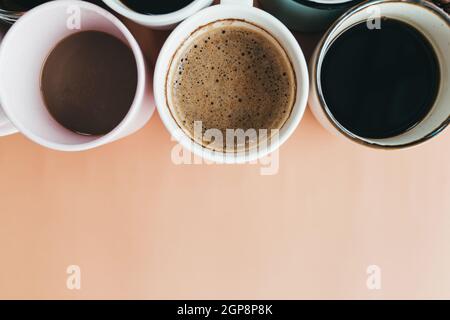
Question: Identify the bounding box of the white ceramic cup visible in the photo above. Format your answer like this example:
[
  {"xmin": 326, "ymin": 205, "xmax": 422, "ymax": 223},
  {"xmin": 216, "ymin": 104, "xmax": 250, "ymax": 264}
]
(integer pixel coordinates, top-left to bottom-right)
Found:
[
  {"xmin": 102, "ymin": 0, "xmax": 214, "ymax": 30},
  {"xmin": 0, "ymin": 0, "xmax": 154, "ymax": 151},
  {"xmin": 309, "ymin": 0, "xmax": 450, "ymax": 149},
  {"xmin": 0, "ymin": 24, "xmax": 18, "ymax": 137},
  {"xmin": 154, "ymin": 0, "xmax": 309, "ymax": 163}
]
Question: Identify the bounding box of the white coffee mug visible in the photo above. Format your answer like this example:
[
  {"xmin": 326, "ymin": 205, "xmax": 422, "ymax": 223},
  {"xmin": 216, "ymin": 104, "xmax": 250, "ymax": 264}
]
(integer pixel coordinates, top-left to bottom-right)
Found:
[
  {"xmin": 309, "ymin": 0, "xmax": 450, "ymax": 149},
  {"xmin": 0, "ymin": 24, "xmax": 17, "ymax": 137},
  {"xmin": 102, "ymin": 0, "xmax": 214, "ymax": 30},
  {"xmin": 154, "ymin": 0, "xmax": 309, "ymax": 163},
  {"xmin": 0, "ymin": 0, "xmax": 154, "ymax": 151}
]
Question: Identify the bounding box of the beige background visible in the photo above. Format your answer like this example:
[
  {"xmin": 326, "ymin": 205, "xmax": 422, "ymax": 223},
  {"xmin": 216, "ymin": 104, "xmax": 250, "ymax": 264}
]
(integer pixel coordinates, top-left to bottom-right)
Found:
[{"xmin": 0, "ymin": 1, "xmax": 449, "ymax": 300}]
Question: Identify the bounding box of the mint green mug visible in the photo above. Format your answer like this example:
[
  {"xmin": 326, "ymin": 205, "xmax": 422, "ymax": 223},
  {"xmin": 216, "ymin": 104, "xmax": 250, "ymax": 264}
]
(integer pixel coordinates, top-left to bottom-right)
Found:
[{"xmin": 259, "ymin": 0, "xmax": 363, "ymax": 32}]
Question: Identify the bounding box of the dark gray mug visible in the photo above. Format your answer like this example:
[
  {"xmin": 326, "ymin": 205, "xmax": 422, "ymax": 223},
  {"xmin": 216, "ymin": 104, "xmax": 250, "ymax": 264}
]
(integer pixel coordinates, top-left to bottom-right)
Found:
[{"xmin": 259, "ymin": 0, "xmax": 363, "ymax": 32}]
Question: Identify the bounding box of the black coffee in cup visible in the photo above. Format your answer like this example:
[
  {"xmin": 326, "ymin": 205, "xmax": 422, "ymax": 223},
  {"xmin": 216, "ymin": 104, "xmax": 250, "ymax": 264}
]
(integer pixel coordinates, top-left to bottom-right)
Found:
[
  {"xmin": 320, "ymin": 18, "xmax": 440, "ymax": 139},
  {"xmin": 119, "ymin": 0, "xmax": 194, "ymax": 14}
]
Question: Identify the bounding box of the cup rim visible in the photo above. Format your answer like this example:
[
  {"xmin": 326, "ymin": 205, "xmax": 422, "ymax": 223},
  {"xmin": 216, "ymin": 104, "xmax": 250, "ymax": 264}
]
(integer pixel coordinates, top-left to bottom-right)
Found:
[
  {"xmin": 312, "ymin": 0, "xmax": 450, "ymax": 150},
  {"xmin": 0, "ymin": 0, "xmax": 147, "ymax": 151},
  {"xmin": 154, "ymin": 3, "xmax": 309, "ymax": 163},
  {"xmin": 102, "ymin": 0, "xmax": 214, "ymax": 28}
]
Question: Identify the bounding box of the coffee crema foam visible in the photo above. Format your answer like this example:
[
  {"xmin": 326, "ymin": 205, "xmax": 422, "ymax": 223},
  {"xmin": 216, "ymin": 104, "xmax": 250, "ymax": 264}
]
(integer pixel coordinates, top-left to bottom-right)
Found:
[{"xmin": 167, "ymin": 19, "xmax": 296, "ymax": 153}]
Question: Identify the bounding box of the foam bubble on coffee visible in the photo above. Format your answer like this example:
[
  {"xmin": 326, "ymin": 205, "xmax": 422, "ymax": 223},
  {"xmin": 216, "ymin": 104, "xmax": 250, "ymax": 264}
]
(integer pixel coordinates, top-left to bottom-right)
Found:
[{"xmin": 167, "ymin": 19, "xmax": 296, "ymax": 153}]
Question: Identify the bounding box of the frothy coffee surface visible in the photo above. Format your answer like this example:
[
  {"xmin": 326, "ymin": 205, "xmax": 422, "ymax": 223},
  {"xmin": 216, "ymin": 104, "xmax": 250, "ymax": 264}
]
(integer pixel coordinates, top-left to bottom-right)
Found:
[{"xmin": 167, "ymin": 20, "xmax": 296, "ymax": 152}]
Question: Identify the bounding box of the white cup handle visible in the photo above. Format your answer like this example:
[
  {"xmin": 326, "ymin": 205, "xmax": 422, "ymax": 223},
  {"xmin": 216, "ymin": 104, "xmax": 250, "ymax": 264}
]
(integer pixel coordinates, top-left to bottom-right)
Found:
[{"xmin": 220, "ymin": 0, "xmax": 254, "ymax": 6}]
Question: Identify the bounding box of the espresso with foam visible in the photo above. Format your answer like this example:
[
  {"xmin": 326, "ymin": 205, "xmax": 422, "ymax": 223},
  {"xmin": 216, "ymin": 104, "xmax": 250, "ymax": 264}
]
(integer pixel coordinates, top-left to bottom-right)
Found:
[{"xmin": 167, "ymin": 20, "xmax": 296, "ymax": 152}]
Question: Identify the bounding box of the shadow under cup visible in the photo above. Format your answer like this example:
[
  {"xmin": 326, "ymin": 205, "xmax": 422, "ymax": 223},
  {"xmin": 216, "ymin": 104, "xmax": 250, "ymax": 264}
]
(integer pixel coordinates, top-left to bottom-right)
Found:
[
  {"xmin": 310, "ymin": 0, "xmax": 450, "ymax": 148},
  {"xmin": 0, "ymin": 1, "xmax": 150, "ymax": 151}
]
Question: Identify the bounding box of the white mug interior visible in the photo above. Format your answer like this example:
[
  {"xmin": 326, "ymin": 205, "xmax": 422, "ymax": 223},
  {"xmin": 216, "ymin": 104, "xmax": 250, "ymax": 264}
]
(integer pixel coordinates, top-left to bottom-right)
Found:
[
  {"xmin": 314, "ymin": 0, "xmax": 449, "ymax": 148},
  {"xmin": 0, "ymin": 1, "xmax": 148, "ymax": 150},
  {"xmin": 102, "ymin": 0, "xmax": 214, "ymax": 29},
  {"xmin": 154, "ymin": 1, "xmax": 309, "ymax": 163}
]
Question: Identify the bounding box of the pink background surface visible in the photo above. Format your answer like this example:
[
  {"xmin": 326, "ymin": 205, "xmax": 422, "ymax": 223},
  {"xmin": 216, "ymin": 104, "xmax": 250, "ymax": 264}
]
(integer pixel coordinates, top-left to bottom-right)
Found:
[{"xmin": 0, "ymin": 2, "xmax": 449, "ymax": 299}]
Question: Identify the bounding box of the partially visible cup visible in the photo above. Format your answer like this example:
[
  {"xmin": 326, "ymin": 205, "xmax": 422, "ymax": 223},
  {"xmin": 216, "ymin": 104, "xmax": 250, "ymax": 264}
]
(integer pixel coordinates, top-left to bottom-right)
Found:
[
  {"xmin": 0, "ymin": 0, "xmax": 105, "ymax": 24},
  {"xmin": 0, "ymin": 0, "xmax": 38, "ymax": 24},
  {"xmin": 0, "ymin": 1, "xmax": 154, "ymax": 151},
  {"xmin": 0, "ymin": 23, "xmax": 17, "ymax": 137},
  {"xmin": 102, "ymin": 0, "xmax": 214, "ymax": 30},
  {"xmin": 259, "ymin": 0, "xmax": 363, "ymax": 32}
]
